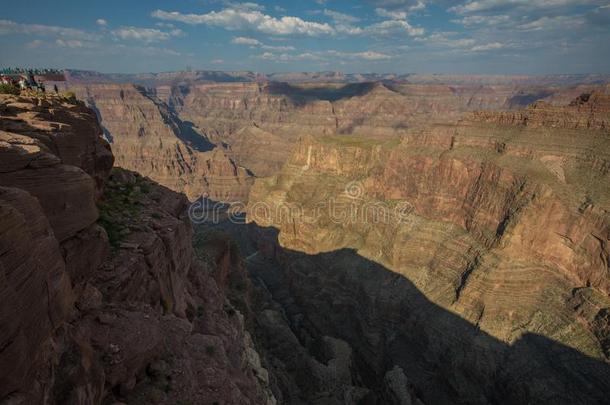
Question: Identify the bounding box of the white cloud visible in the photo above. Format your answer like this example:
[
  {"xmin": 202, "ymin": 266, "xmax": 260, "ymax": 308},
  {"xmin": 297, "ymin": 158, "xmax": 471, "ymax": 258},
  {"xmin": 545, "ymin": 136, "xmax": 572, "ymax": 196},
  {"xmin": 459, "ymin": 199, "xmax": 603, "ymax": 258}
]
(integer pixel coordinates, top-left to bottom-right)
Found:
[
  {"xmin": 151, "ymin": 7, "xmax": 335, "ymax": 37},
  {"xmin": 375, "ymin": 8, "xmax": 408, "ymax": 19},
  {"xmin": 419, "ymin": 32, "xmax": 510, "ymax": 52},
  {"xmin": 470, "ymin": 41, "xmax": 505, "ymax": 51},
  {"xmin": 324, "ymin": 9, "xmax": 361, "ymax": 24},
  {"xmin": 232, "ymin": 36, "xmax": 295, "ymax": 51},
  {"xmin": 26, "ymin": 39, "xmax": 43, "ymax": 48},
  {"xmin": 111, "ymin": 26, "xmax": 184, "ymax": 42},
  {"xmin": 261, "ymin": 44, "xmax": 295, "ymax": 51},
  {"xmin": 329, "ymin": 50, "xmax": 392, "ymax": 60},
  {"xmin": 450, "ymin": 0, "xmax": 602, "ymax": 14},
  {"xmin": 96, "ymin": 19, "xmax": 107, "ymax": 27},
  {"xmin": 335, "ymin": 24, "xmax": 365, "ymax": 35},
  {"xmin": 410, "ymin": 1, "xmax": 426, "ymax": 11},
  {"xmin": 365, "ymin": 19, "xmax": 424, "ymax": 36},
  {"xmin": 257, "ymin": 51, "xmax": 320, "ymax": 61},
  {"xmin": 417, "ymin": 32, "xmax": 476, "ymax": 48},
  {"xmin": 368, "ymin": 0, "xmax": 427, "ymax": 12},
  {"xmin": 0, "ymin": 19, "xmax": 98, "ymax": 40},
  {"xmin": 211, "ymin": 59, "xmax": 224, "ymax": 64},
  {"xmin": 517, "ymin": 15, "xmax": 584, "ymax": 31},
  {"xmin": 152, "ymin": 5, "xmax": 424, "ymax": 39},
  {"xmin": 452, "ymin": 14, "xmax": 511, "ymax": 26},
  {"xmin": 231, "ymin": 36, "xmax": 261, "ymax": 45},
  {"xmin": 55, "ymin": 38, "xmax": 86, "ymax": 48},
  {"xmin": 257, "ymin": 49, "xmax": 391, "ymax": 62}
]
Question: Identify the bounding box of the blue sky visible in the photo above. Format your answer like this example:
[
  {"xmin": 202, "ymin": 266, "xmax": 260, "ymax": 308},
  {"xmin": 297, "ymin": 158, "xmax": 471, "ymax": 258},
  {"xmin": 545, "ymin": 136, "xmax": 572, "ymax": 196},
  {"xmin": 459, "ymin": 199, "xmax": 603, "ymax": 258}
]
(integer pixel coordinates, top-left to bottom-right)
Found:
[{"xmin": 1, "ymin": 0, "xmax": 609, "ymax": 74}]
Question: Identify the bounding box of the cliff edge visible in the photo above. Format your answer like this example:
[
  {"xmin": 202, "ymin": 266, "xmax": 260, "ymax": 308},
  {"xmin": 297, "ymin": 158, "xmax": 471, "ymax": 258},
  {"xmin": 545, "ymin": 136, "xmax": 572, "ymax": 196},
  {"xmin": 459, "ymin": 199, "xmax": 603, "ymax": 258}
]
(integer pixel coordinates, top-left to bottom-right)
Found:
[{"xmin": 0, "ymin": 94, "xmax": 274, "ymax": 404}]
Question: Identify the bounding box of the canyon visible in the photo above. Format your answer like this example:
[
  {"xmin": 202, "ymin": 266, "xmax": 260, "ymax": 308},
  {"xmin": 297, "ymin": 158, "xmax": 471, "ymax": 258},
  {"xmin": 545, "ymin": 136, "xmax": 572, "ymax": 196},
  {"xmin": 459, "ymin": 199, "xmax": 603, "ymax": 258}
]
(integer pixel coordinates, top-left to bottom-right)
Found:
[
  {"xmin": 243, "ymin": 90, "xmax": 610, "ymax": 404},
  {"xmin": 65, "ymin": 71, "xmax": 608, "ymax": 184},
  {"xmin": 1, "ymin": 72, "xmax": 610, "ymax": 404}
]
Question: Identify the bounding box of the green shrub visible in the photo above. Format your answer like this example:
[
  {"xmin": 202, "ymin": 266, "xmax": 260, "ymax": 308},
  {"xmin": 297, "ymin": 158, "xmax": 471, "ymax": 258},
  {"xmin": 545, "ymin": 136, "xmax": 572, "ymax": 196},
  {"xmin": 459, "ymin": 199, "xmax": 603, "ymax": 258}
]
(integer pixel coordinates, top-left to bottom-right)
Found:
[
  {"xmin": 97, "ymin": 173, "xmax": 144, "ymax": 248},
  {"xmin": 62, "ymin": 91, "xmax": 76, "ymax": 100},
  {"xmin": 161, "ymin": 298, "xmax": 172, "ymax": 315},
  {"xmin": 0, "ymin": 84, "xmax": 20, "ymax": 95},
  {"xmin": 205, "ymin": 344, "xmax": 216, "ymax": 356}
]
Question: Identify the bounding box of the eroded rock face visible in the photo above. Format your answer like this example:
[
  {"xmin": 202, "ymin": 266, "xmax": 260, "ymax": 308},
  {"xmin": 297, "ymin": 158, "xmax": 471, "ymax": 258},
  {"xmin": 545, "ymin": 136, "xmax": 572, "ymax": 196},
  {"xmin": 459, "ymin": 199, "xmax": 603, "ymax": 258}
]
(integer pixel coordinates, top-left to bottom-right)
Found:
[
  {"xmin": 73, "ymin": 84, "xmax": 253, "ymax": 202},
  {"xmin": 168, "ymin": 82, "xmax": 546, "ymax": 177},
  {"xmin": 0, "ymin": 95, "xmax": 273, "ymax": 405},
  {"xmin": 467, "ymin": 91, "xmax": 610, "ymax": 131},
  {"xmin": 244, "ymin": 93, "xmax": 610, "ymax": 404},
  {"xmin": 0, "ymin": 94, "xmax": 113, "ymax": 401},
  {"xmin": 67, "ymin": 77, "xmax": 580, "ymax": 180},
  {"xmin": 0, "ymin": 186, "xmax": 73, "ymax": 399}
]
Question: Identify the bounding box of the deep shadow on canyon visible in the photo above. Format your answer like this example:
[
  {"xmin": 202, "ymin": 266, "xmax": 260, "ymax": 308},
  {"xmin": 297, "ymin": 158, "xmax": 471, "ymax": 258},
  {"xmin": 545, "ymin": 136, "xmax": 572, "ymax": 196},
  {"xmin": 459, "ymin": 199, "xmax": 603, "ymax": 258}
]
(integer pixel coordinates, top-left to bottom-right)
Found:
[
  {"xmin": 197, "ymin": 218, "xmax": 610, "ymax": 405},
  {"xmin": 266, "ymin": 82, "xmax": 379, "ymax": 106}
]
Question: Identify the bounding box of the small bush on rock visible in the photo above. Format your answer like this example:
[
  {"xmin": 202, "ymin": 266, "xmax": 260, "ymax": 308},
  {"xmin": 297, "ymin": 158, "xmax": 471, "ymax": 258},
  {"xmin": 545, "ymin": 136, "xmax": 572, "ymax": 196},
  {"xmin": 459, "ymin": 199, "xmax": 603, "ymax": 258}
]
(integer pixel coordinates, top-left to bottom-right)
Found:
[{"xmin": 0, "ymin": 84, "xmax": 20, "ymax": 95}]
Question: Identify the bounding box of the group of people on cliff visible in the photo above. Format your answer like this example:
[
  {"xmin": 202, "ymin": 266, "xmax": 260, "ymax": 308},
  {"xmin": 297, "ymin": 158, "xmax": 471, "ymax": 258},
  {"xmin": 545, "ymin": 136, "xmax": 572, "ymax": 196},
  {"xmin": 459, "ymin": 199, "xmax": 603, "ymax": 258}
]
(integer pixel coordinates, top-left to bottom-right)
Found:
[
  {"xmin": 1, "ymin": 74, "xmax": 59, "ymax": 94},
  {"xmin": 0, "ymin": 68, "xmax": 62, "ymax": 94}
]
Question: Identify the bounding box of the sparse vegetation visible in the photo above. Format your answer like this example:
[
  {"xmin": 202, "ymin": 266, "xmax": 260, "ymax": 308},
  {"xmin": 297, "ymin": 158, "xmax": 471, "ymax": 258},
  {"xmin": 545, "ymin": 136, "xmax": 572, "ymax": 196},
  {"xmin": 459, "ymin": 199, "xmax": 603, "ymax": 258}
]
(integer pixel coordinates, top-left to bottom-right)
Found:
[
  {"xmin": 160, "ymin": 297, "xmax": 172, "ymax": 315},
  {"xmin": 62, "ymin": 91, "xmax": 76, "ymax": 101},
  {"xmin": 205, "ymin": 344, "xmax": 216, "ymax": 356},
  {"xmin": 97, "ymin": 169, "xmax": 153, "ymax": 248},
  {"xmin": 0, "ymin": 84, "xmax": 20, "ymax": 95}
]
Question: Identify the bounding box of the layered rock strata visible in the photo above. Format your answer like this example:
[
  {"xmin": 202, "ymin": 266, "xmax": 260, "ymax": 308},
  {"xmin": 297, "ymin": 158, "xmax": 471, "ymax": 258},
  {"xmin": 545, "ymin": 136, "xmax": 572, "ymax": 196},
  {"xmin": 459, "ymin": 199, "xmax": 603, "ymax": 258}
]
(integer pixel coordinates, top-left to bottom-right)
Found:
[
  {"xmin": 244, "ymin": 93, "xmax": 610, "ymax": 404},
  {"xmin": 0, "ymin": 94, "xmax": 273, "ymax": 405},
  {"xmin": 69, "ymin": 79, "xmax": 602, "ymax": 180},
  {"xmin": 73, "ymin": 84, "xmax": 253, "ymax": 202}
]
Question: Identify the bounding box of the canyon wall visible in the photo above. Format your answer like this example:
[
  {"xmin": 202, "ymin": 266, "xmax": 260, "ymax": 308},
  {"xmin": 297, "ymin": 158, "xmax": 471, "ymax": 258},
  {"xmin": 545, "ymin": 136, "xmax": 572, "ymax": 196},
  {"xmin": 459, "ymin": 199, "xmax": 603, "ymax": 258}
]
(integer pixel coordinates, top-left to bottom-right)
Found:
[
  {"xmin": 164, "ymin": 81, "xmax": 562, "ymax": 178},
  {"xmin": 65, "ymin": 76, "xmax": 594, "ymax": 185},
  {"xmin": 0, "ymin": 94, "xmax": 273, "ymax": 405},
  {"xmin": 244, "ymin": 91, "xmax": 610, "ymax": 404},
  {"xmin": 73, "ymin": 84, "xmax": 253, "ymax": 202}
]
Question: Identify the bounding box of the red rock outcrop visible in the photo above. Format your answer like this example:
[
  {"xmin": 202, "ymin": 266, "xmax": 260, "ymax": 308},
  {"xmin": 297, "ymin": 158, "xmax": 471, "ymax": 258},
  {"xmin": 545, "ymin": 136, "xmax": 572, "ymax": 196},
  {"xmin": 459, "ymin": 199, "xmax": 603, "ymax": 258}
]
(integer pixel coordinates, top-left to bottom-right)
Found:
[
  {"xmin": 0, "ymin": 94, "xmax": 113, "ymax": 401},
  {"xmin": 0, "ymin": 94, "xmax": 274, "ymax": 405},
  {"xmin": 467, "ymin": 90, "xmax": 610, "ymax": 131}
]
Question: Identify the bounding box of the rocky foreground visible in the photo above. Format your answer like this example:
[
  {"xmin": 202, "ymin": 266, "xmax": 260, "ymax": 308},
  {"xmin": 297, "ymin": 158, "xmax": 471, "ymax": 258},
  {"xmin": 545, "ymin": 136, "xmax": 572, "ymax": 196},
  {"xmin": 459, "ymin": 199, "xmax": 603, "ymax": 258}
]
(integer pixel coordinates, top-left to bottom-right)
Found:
[{"xmin": 0, "ymin": 94, "xmax": 274, "ymax": 404}]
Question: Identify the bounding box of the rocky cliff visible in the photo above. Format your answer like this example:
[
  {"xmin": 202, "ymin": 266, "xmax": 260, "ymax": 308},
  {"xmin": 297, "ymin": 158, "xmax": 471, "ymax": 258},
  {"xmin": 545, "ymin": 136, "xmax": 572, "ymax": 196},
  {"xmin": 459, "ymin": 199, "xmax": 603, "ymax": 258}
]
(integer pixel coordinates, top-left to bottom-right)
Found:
[
  {"xmin": 0, "ymin": 94, "xmax": 273, "ymax": 405},
  {"xmin": 244, "ymin": 92, "xmax": 610, "ymax": 404},
  {"xmin": 64, "ymin": 77, "xmax": 591, "ymax": 181},
  {"xmin": 468, "ymin": 91, "xmax": 610, "ymax": 130},
  {"xmin": 73, "ymin": 84, "xmax": 253, "ymax": 202},
  {"xmin": 165, "ymin": 81, "xmax": 561, "ymax": 178}
]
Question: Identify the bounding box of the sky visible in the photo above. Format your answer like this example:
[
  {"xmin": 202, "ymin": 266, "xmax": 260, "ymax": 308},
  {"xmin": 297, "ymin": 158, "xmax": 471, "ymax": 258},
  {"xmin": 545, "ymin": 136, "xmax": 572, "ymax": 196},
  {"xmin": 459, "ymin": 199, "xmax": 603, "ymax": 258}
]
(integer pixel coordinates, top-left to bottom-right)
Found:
[{"xmin": 1, "ymin": 0, "xmax": 609, "ymax": 74}]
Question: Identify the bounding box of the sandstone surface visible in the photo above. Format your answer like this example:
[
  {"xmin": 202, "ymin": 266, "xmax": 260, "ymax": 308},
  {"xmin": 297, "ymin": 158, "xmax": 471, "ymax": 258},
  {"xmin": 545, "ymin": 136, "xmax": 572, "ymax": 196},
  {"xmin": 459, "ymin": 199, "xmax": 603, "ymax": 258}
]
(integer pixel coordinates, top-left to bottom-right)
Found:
[{"xmin": 0, "ymin": 94, "xmax": 273, "ymax": 405}]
